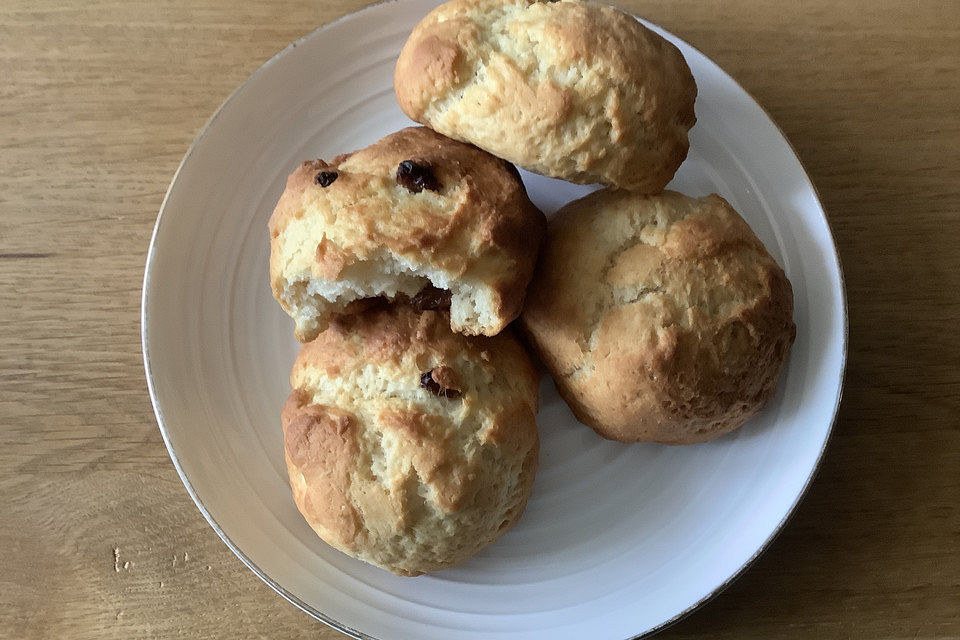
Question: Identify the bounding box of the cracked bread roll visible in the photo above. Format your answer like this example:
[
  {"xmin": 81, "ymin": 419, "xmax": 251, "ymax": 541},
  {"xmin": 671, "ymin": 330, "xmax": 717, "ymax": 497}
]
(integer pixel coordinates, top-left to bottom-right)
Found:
[
  {"xmin": 394, "ymin": 0, "xmax": 697, "ymax": 192},
  {"xmin": 522, "ymin": 189, "xmax": 795, "ymax": 444},
  {"xmin": 281, "ymin": 304, "xmax": 540, "ymax": 576},
  {"xmin": 269, "ymin": 126, "xmax": 545, "ymax": 342}
]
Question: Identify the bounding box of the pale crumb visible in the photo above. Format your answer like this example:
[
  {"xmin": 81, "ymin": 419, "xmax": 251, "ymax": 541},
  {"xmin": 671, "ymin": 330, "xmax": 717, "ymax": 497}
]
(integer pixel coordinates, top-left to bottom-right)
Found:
[
  {"xmin": 113, "ymin": 547, "xmax": 121, "ymax": 573},
  {"xmin": 205, "ymin": 565, "xmax": 211, "ymax": 571},
  {"xmin": 159, "ymin": 581, "xmax": 164, "ymax": 589},
  {"xmin": 183, "ymin": 551, "xmax": 189, "ymax": 561},
  {"xmin": 116, "ymin": 611, "xmax": 123, "ymax": 620},
  {"xmin": 123, "ymin": 561, "xmax": 130, "ymax": 570}
]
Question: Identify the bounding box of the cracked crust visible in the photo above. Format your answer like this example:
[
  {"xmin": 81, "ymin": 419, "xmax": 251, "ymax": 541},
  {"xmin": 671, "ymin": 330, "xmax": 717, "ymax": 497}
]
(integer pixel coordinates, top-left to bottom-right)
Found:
[
  {"xmin": 521, "ymin": 189, "xmax": 796, "ymax": 444},
  {"xmin": 281, "ymin": 304, "xmax": 540, "ymax": 575},
  {"xmin": 394, "ymin": 0, "xmax": 697, "ymax": 192},
  {"xmin": 269, "ymin": 126, "xmax": 546, "ymax": 341}
]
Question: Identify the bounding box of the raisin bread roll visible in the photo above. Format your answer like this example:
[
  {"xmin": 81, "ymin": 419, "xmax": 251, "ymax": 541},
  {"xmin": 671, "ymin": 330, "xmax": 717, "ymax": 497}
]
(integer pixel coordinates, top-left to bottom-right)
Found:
[
  {"xmin": 269, "ymin": 126, "xmax": 545, "ymax": 341},
  {"xmin": 281, "ymin": 304, "xmax": 540, "ymax": 575}
]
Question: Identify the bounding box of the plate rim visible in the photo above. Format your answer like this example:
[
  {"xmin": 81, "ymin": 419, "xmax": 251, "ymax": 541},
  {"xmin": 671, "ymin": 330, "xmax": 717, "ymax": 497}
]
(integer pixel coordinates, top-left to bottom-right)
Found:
[{"xmin": 140, "ymin": 2, "xmax": 848, "ymax": 638}]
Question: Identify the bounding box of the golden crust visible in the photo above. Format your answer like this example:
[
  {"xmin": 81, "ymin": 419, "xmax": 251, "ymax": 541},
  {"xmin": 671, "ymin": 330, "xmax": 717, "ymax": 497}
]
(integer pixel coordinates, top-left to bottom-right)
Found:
[
  {"xmin": 281, "ymin": 304, "xmax": 540, "ymax": 575},
  {"xmin": 394, "ymin": 0, "xmax": 697, "ymax": 192},
  {"xmin": 269, "ymin": 126, "xmax": 545, "ymax": 341},
  {"xmin": 521, "ymin": 190, "xmax": 796, "ymax": 444}
]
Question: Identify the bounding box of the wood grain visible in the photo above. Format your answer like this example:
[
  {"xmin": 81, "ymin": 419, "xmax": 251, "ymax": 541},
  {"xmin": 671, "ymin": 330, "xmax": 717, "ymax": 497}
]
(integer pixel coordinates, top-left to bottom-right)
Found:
[{"xmin": 1, "ymin": 1, "xmax": 958, "ymax": 638}]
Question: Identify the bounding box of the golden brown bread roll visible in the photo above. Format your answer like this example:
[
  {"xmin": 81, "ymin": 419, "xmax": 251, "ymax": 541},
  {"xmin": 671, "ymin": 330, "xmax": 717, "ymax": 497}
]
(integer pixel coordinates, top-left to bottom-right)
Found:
[
  {"xmin": 522, "ymin": 189, "xmax": 795, "ymax": 444},
  {"xmin": 395, "ymin": 0, "xmax": 697, "ymax": 192},
  {"xmin": 269, "ymin": 126, "xmax": 545, "ymax": 342},
  {"xmin": 282, "ymin": 304, "xmax": 540, "ymax": 575}
]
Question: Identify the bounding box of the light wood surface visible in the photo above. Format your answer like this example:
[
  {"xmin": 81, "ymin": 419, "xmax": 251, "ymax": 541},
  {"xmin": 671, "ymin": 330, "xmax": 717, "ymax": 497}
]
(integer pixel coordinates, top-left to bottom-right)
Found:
[{"xmin": 2, "ymin": 1, "xmax": 958, "ymax": 638}]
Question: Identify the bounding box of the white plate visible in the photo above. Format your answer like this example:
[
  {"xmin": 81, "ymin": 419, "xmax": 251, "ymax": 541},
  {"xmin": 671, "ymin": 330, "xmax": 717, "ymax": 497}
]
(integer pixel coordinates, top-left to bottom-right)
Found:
[{"xmin": 142, "ymin": 1, "xmax": 847, "ymax": 638}]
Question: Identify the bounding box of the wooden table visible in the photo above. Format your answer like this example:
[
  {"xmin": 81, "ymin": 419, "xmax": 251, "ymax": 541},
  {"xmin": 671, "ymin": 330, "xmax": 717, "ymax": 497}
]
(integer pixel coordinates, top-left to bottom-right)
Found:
[{"xmin": 2, "ymin": 0, "xmax": 958, "ymax": 638}]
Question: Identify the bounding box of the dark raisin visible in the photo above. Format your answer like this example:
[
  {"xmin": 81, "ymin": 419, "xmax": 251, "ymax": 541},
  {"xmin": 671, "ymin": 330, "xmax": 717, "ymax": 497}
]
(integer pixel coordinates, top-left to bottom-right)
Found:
[
  {"xmin": 341, "ymin": 297, "xmax": 389, "ymax": 315},
  {"xmin": 396, "ymin": 160, "xmax": 440, "ymax": 193},
  {"xmin": 420, "ymin": 369, "xmax": 462, "ymax": 399},
  {"xmin": 410, "ymin": 286, "xmax": 452, "ymax": 312},
  {"xmin": 314, "ymin": 170, "xmax": 338, "ymax": 187}
]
